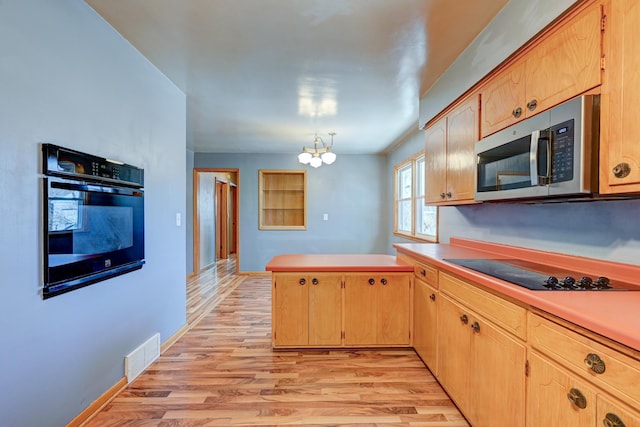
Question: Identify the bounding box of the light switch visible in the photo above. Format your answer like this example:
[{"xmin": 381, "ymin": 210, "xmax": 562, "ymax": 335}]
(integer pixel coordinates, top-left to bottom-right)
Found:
[{"xmin": 323, "ymin": 213, "xmax": 329, "ymax": 221}]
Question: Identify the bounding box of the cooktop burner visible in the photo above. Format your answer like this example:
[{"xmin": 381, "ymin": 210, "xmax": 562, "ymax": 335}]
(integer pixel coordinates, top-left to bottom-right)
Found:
[{"xmin": 444, "ymin": 258, "xmax": 639, "ymax": 291}]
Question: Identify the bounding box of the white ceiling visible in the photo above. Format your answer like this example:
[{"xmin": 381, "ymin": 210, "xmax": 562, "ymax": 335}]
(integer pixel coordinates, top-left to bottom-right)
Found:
[{"xmin": 86, "ymin": 0, "xmax": 508, "ymax": 155}]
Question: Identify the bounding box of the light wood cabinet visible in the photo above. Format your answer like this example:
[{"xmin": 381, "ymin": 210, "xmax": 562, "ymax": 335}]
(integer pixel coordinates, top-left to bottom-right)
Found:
[
  {"xmin": 528, "ymin": 312, "xmax": 640, "ymax": 427},
  {"xmin": 600, "ymin": 0, "xmax": 640, "ymax": 194},
  {"xmin": 424, "ymin": 94, "xmax": 478, "ymax": 205},
  {"xmin": 481, "ymin": 0, "xmax": 603, "ymax": 138},
  {"xmin": 437, "ymin": 292, "xmax": 526, "ymax": 427},
  {"xmin": 344, "ymin": 273, "xmax": 411, "ymax": 346},
  {"xmin": 413, "ymin": 276, "xmax": 438, "ymax": 373},
  {"xmin": 272, "ymin": 273, "xmax": 342, "ymax": 346},
  {"xmin": 259, "ymin": 170, "xmax": 306, "ymax": 230}
]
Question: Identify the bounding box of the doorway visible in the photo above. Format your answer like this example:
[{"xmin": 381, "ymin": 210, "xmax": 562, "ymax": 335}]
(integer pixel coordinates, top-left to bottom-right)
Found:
[{"xmin": 193, "ymin": 169, "xmax": 239, "ymax": 274}]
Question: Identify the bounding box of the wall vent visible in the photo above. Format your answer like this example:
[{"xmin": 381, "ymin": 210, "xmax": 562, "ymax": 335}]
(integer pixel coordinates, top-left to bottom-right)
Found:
[{"xmin": 124, "ymin": 333, "xmax": 160, "ymax": 382}]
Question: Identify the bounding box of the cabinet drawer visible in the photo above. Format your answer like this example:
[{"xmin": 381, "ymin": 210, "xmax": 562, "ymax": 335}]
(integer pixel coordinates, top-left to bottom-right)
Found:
[
  {"xmin": 439, "ymin": 272, "xmax": 527, "ymax": 340},
  {"xmin": 414, "ymin": 262, "xmax": 438, "ymax": 288},
  {"xmin": 529, "ymin": 313, "xmax": 640, "ymax": 407}
]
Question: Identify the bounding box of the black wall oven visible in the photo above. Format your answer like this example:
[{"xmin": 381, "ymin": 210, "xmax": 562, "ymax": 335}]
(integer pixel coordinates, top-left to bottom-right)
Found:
[{"xmin": 42, "ymin": 144, "xmax": 145, "ymax": 299}]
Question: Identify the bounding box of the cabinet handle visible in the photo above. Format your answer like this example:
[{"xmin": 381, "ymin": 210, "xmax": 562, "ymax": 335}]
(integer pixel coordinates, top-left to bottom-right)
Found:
[
  {"xmin": 470, "ymin": 321, "xmax": 480, "ymax": 333},
  {"xmin": 604, "ymin": 413, "xmax": 626, "ymax": 427},
  {"xmin": 612, "ymin": 162, "xmax": 631, "ymax": 178},
  {"xmin": 440, "ymin": 192, "xmax": 446, "ymax": 199},
  {"xmin": 527, "ymin": 99, "xmax": 538, "ymax": 111},
  {"xmin": 368, "ymin": 278, "xmax": 375, "ymax": 285},
  {"xmin": 429, "ymin": 293, "xmax": 436, "ymax": 301},
  {"xmin": 312, "ymin": 278, "xmax": 319, "ymax": 285},
  {"xmin": 584, "ymin": 353, "xmax": 606, "ymax": 374},
  {"xmin": 567, "ymin": 388, "xmax": 587, "ymax": 409},
  {"xmin": 512, "ymin": 107, "xmax": 522, "ymax": 118},
  {"xmin": 420, "ymin": 269, "xmax": 426, "ymax": 276},
  {"xmin": 446, "ymin": 192, "xmax": 452, "ymax": 198},
  {"xmin": 460, "ymin": 314, "xmax": 469, "ymax": 324},
  {"xmin": 381, "ymin": 278, "xmax": 388, "ymax": 285},
  {"xmin": 299, "ymin": 278, "xmax": 306, "ymax": 285}
]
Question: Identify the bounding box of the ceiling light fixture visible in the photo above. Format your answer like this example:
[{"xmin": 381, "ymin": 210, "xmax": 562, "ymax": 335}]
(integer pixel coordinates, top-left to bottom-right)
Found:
[{"xmin": 298, "ymin": 132, "xmax": 337, "ymax": 168}]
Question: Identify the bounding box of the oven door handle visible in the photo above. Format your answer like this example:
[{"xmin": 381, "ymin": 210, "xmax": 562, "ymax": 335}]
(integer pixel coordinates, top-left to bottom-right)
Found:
[
  {"xmin": 49, "ymin": 178, "xmax": 142, "ymax": 196},
  {"xmin": 529, "ymin": 130, "xmax": 541, "ymax": 186}
]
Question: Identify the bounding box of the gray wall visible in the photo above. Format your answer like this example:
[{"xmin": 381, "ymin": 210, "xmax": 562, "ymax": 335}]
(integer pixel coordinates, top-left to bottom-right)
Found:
[
  {"xmin": 194, "ymin": 153, "xmax": 388, "ymax": 272},
  {"xmin": 0, "ymin": 1, "xmax": 187, "ymax": 426},
  {"xmin": 401, "ymin": 0, "xmax": 640, "ymax": 266}
]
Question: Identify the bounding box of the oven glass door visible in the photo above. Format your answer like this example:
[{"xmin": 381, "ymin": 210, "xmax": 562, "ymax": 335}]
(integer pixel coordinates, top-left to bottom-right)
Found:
[{"xmin": 44, "ymin": 177, "xmax": 144, "ymax": 296}]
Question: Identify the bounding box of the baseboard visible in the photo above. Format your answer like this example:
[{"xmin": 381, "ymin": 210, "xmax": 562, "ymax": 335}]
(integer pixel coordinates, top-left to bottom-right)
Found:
[
  {"xmin": 186, "ymin": 272, "xmax": 196, "ymax": 281},
  {"xmin": 66, "ymin": 376, "xmax": 127, "ymax": 427},
  {"xmin": 161, "ymin": 323, "xmax": 189, "ymax": 354},
  {"xmin": 240, "ymin": 271, "xmax": 271, "ymax": 276}
]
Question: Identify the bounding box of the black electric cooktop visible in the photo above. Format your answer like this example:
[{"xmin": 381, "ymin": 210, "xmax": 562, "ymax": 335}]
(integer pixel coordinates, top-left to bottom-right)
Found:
[{"xmin": 444, "ymin": 258, "xmax": 639, "ymax": 291}]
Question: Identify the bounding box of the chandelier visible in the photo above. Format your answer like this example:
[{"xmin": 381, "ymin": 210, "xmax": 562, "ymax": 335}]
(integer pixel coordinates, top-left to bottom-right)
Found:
[{"xmin": 297, "ymin": 132, "xmax": 337, "ymax": 168}]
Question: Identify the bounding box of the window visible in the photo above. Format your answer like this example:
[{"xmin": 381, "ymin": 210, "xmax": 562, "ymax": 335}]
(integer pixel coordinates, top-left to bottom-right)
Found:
[{"xmin": 394, "ymin": 153, "xmax": 438, "ymax": 242}]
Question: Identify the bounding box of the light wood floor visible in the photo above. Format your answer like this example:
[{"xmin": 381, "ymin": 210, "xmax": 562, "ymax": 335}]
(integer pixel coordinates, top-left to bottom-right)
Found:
[{"xmin": 86, "ymin": 256, "xmax": 469, "ymax": 426}]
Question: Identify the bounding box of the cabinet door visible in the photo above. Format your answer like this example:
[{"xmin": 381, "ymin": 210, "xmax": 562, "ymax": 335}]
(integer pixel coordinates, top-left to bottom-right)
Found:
[
  {"xmin": 308, "ymin": 274, "xmax": 342, "ymax": 346},
  {"xmin": 524, "ymin": 2, "xmax": 602, "ymax": 118},
  {"xmin": 414, "ymin": 278, "xmax": 438, "ymax": 372},
  {"xmin": 446, "ymin": 95, "xmax": 478, "ymax": 202},
  {"xmin": 424, "ymin": 117, "xmax": 447, "ymax": 204},
  {"xmin": 480, "ymin": 60, "xmax": 526, "ymax": 138},
  {"xmin": 598, "ymin": 395, "xmax": 640, "ymax": 427},
  {"xmin": 601, "ymin": 0, "xmax": 640, "ymax": 193},
  {"xmin": 377, "ymin": 274, "xmax": 411, "ymax": 345},
  {"xmin": 527, "ymin": 352, "xmax": 597, "ymax": 427},
  {"xmin": 437, "ymin": 295, "xmax": 471, "ymax": 413},
  {"xmin": 273, "ymin": 274, "xmax": 309, "ymax": 346},
  {"xmin": 469, "ymin": 314, "xmax": 526, "ymax": 427},
  {"xmin": 344, "ymin": 275, "xmax": 377, "ymax": 345}
]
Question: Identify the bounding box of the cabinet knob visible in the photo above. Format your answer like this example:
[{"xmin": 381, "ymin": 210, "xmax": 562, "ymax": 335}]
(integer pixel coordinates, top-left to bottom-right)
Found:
[
  {"xmin": 604, "ymin": 413, "xmax": 626, "ymax": 427},
  {"xmin": 299, "ymin": 278, "xmax": 306, "ymax": 285},
  {"xmin": 429, "ymin": 293, "xmax": 436, "ymax": 301},
  {"xmin": 440, "ymin": 192, "xmax": 446, "ymax": 199},
  {"xmin": 470, "ymin": 321, "xmax": 480, "ymax": 333},
  {"xmin": 420, "ymin": 269, "xmax": 426, "ymax": 276},
  {"xmin": 527, "ymin": 99, "xmax": 538, "ymax": 111},
  {"xmin": 567, "ymin": 388, "xmax": 587, "ymax": 409},
  {"xmin": 381, "ymin": 278, "xmax": 388, "ymax": 285},
  {"xmin": 312, "ymin": 278, "xmax": 319, "ymax": 285},
  {"xmin": 584, "ymin": 353, "xmax": 606, "ymax": 374},
  {"xmin": 612, "ymin": 162, "xmax": 631, "ymax": 178},
  {"xmin": 368, "ymin": 278, "xmax": 375, "ymax": 285},
  {"xmin": 460, "ymin": 314, "xmax": 469, "ymax": 325},
  {"xmin": 446, "ymin": 192, "xmax": 452, "ymax": 198},
  {"xmin": 512, "ymin": 107, "xmax": 522, "ymax": 118}
]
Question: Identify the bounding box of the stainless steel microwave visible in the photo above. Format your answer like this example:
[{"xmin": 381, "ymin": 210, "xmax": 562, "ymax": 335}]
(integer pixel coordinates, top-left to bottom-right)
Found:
[{"xmin": 475, "ymin": 95, "xmax": 600, "ymax": 202}]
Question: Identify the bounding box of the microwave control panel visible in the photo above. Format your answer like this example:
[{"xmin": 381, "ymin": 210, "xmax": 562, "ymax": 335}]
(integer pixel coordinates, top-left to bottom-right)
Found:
[{"xmin": 550, "ymin": 119, "xmax": 574, "ymax": 183}]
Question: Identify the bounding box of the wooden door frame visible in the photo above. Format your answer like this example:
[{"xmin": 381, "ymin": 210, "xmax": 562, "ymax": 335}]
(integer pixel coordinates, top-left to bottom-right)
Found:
[
  {"xmin": 193, "ymin": 168, "xmax": 240, "ymax": 275},
  {"xmin": 215, "ymin": 178, "xmax": 229, "ymax": 260}
]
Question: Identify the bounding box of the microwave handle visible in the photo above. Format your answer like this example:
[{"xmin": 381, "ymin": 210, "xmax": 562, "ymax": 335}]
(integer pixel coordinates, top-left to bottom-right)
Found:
[{"xmin": 530, "ymin": 130, "xmax": 541, "ymax": 186}]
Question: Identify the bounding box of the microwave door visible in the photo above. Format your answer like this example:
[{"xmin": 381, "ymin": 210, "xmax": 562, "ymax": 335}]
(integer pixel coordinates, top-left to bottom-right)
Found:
[{"xmin": 475, "ymin": 131, "xmax": 550, "ymax": 201}]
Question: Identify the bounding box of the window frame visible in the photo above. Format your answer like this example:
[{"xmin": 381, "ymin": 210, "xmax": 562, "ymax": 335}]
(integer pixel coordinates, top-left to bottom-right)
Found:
[{"xmin": 393, "ymin": 151, "xmax": 438, "ymax": 243}]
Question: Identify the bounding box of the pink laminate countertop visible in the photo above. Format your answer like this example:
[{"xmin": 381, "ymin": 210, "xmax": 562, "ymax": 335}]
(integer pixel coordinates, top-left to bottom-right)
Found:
[
  {"xmin": 395, "ymin": 238, "xmax": 640, "ymax": 353},
  {"xmin": 266, "ymin": 254, "xmax": 413, "ymax": 272}
]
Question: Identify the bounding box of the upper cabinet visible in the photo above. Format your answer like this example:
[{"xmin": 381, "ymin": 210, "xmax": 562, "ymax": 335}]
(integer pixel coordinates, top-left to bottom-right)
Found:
[
  {"xmin": 600, "ymin": 0, "xmax": 640, "ymax": 193},
  {"xmin": 480, "ymin": 1, "xmax": 604, "ymax": 138},
  {"xmin": 424, "ymin": 93, "xmax": 479, "ymax": 205}
]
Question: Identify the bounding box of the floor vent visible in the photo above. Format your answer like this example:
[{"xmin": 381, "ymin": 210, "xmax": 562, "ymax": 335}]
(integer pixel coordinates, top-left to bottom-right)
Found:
[{"xmin": 124, "ymin": 333, "xmax": 160, "ymax": 382}]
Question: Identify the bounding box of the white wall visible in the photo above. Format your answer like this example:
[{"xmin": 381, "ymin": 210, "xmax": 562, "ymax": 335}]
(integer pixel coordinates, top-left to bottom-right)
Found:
[{"xmin": 0, "ymin": 1, "xmax": 187, "ymax": 425}]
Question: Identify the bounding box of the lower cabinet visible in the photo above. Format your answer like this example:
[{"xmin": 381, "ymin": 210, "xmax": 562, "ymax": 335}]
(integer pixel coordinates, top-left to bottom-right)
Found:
[
  {"xmin": 272, "ymin": 273, "xmax": 342, "ymax": 346},
  {"xmin": 437, "ymin": 292, "xmax": 526, "ymax": 427},
  {"xmin": 272, "ymin": 271, "xmax": 412, "ymax": 348},
  {"xmin": 413, "ymin": 277, "xmax": 438, "ymax": 373},
  {"xmin": 344, "ymin": 273, "xmax": 411, "ymax": 346}
]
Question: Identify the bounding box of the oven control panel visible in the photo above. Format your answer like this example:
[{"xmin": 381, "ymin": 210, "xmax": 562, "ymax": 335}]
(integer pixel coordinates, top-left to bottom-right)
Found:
[{"xmin": 42, "ymin": 143, "xmax": 144, "ymax": 187}]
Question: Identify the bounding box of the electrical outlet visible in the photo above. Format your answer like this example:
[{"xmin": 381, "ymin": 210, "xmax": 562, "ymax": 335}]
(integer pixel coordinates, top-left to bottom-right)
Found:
[{"xmin": 323, "ymin": 213, "xmax": 329, "ymax": 221}]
